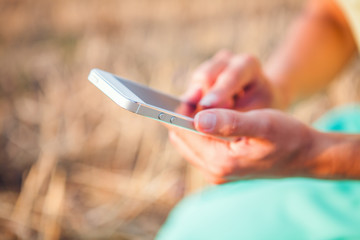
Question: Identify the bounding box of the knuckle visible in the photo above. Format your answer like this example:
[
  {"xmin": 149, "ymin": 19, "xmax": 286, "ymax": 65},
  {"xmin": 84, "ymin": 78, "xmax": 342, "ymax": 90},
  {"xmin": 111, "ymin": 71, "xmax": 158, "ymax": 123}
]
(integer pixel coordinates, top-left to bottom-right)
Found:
[
  {"xmin": 217, "ymin": 71, "xmax": 235, "ymax": 83},
  {"xmin": 259, "ymin": 114, "xmax": 275, "ymax": 137},
  {"xmin": 220, "ymin": 113, "xmax": 238, "ymax": 136},
  {"xmin": 193, "ymin": 60, "xmax": 219, "ymax": 84},
  {"xmin": 233, "ymin": 54, "xmax": 259, "ymax": 68},
  {"xmin": 211, "ymin": 177, "xmax": 227, "ymax": 185},
  {"xmin": 192, "ymin": 69, "xmax": 209, "ymax": 83},
  {"xmin": 243, "ymin": 54, "xmax": 258, "ymax": 65},
  {"xmin": 210, "ymin": 166, "xmax": 229, "ymax": 178},
  {"xmin": 214, "ymin": 49, "xmax": 232, "ymax": 59},
  {"xmin": 168, "ymin": 132, "xmax": 176, "ymax": 142},
  {"xmin": 209, "ymin": 157, "xmax": 237, "ymax": 178}
]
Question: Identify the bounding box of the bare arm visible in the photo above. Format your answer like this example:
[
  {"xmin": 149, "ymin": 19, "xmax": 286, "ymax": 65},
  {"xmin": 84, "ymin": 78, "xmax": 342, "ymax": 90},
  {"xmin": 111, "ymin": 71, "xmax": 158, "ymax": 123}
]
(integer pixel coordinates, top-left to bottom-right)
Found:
[
  {"xmin": 169, "ymin": 0, "xmax": 360, "ymax": 183},
  {"xmin": 266, "ymin": 0, "xmax": 357, "ymax": 108}
]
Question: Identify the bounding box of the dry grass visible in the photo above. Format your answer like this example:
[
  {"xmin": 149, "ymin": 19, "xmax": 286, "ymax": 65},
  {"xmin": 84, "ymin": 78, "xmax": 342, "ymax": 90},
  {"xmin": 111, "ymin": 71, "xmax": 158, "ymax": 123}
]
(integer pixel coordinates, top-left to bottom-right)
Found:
[{"xmin": 0, "ymin": 0, "xmax": 359, "ymax": 239}]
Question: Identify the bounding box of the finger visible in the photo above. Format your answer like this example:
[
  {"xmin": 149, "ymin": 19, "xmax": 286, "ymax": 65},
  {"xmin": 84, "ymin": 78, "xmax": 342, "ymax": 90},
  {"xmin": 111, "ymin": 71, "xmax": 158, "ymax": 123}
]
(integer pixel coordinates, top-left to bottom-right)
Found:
[
  {"xmin": 183, "ymin": 50, "xmax": 232, "ymax": 102},
  {"xmin": 193, "ymin": 50, "xmax": 232, "ymax": 87},
  {"xmin": 199, "ymin": 55, "xmax": 261, "ymax": 108},
  {"xmin": 180, "ymin": 87, "xmax": 202, "ymax": 104},
  {"xmin": 170, "ymin": 126, "xmax": 231, "ymax": 177},
  {"xmin": 168, "ymin": 131, "xmax": 206, "ymax": 169},
  {"xmin": 232, "ymin": 74, "xmax": 275, "ymax": 111},
  {"xmin": 194, "ymin": 109, "xmax": 272, "ymax": 137},
  {"xmin": 170, "ymin": 131, "xmax": 230, "ymax": 184},
  {"xmin": 204, "ymin": 172, "xmax": 228, "ymax": 185},
  {"xmin": 175, "ymin": 101, "xmax": 198, "ymax": 117}
]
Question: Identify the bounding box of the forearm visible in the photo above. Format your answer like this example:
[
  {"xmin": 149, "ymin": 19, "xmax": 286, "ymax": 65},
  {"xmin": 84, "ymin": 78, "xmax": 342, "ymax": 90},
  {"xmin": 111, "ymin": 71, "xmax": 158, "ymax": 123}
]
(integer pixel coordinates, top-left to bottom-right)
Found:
[
  {"xmin": 305, "ymin": 130, "xmax": 360, "ymax": 179},
  {"xmin": 265, "ymin": 0, "xmax": 356, "ymax": 108}
]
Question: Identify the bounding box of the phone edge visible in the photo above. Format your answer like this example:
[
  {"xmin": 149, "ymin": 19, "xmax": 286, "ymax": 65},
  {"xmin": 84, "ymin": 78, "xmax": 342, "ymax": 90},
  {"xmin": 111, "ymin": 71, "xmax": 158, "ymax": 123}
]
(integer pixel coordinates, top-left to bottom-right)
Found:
[
  {"xmin": 88, "ymin": 68, "xmax": 197, "ymax": 132},
  {"xmin": 88, "ymin": 69, "xmax": 141, "ymax": 113}
]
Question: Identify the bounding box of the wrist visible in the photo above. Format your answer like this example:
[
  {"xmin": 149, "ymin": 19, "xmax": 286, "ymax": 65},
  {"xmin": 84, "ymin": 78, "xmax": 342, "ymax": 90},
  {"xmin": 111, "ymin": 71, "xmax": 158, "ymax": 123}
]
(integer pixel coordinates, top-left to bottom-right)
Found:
[
  {"xmin": 305, "ymin": 130, "xmax": 360, "ymax": 179},
  {"xmin": 301, "ymin": 129, "xmax": 332, "ymax": 178},
  {"xmin": 286, "ymin": 125, "xmax": 317, "ymax": 178}
]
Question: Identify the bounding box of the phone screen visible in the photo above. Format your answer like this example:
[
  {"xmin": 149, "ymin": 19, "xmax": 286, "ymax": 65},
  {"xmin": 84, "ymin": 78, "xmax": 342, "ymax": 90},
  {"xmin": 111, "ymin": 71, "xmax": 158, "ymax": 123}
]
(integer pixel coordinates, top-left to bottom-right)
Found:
[{"xmin": 115, "ymin": 75, "xmax": 197, "ymax": 117}]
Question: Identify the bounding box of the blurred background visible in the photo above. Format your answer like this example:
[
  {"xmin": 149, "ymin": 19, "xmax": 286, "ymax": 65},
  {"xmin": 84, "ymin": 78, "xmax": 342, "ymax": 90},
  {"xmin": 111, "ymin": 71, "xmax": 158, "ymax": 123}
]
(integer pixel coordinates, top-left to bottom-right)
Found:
[{"xmin": 1, "ymin": 0, "xmax": 360, "ymax": 239}]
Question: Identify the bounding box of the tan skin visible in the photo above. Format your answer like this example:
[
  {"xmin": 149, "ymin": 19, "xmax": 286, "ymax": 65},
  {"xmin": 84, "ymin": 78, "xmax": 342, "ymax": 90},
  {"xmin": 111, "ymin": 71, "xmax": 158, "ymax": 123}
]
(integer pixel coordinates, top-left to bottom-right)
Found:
[{"xmin": 169, "ymin": 0, "xmax": 360, "ymax": 184}]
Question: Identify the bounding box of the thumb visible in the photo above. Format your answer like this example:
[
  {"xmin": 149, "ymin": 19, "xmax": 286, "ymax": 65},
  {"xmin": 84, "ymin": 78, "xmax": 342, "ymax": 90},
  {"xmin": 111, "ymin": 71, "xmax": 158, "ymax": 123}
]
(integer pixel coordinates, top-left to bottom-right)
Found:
[{"xmin": 194, "ymin": 109, "xmax": 267, "ymax": 137}]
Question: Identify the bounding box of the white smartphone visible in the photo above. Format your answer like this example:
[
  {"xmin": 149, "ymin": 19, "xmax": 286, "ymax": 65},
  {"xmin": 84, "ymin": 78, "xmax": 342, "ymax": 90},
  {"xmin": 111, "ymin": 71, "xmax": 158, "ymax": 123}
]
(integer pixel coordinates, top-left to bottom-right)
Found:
[{"xmin": 88, "ymin": 68, "xmax": 198, "ymax": 132}]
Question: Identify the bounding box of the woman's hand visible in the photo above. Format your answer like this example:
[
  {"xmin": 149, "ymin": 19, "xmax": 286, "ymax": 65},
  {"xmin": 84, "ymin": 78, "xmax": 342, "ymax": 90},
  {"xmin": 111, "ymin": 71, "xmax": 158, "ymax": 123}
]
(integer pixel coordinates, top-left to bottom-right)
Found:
[
  {"xmin": 169, "ymin": 109, "xmax": 318, "ymax": 184},
  {"xmin": 183, "ymin": 50, "xmax": 284, "ymax": 111}
]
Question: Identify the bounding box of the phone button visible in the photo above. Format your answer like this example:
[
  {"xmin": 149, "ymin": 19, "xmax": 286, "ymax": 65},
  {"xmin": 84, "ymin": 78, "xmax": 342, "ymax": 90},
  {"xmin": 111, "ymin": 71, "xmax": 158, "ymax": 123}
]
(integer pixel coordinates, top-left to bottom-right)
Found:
[
  {"xmin": 158, "ymin": 113, "xmax": 165, "ymax": 120},
  {"xmin": 170, "ymin": 116, "xmax": 176, "ymax": 123}
]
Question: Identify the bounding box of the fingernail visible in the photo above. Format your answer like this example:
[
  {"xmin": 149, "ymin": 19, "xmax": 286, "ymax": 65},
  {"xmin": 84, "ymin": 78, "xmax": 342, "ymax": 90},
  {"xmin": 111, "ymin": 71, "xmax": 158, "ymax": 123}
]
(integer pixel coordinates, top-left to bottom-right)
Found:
[
  {"xmin": 197, "ymin": 112, "xmax": 217, "ymax": 131},
  {"xmin": 199, "ymin": 93, "xmax": 218, "ymax": 107}
]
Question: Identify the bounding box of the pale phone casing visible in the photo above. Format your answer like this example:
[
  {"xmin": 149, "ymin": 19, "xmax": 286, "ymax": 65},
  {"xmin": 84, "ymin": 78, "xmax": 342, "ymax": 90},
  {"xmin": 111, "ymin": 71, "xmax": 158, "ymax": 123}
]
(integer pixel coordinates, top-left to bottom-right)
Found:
[{"xmin": 88, "ymin": 68, "xmax": 196, "ymax": 131}]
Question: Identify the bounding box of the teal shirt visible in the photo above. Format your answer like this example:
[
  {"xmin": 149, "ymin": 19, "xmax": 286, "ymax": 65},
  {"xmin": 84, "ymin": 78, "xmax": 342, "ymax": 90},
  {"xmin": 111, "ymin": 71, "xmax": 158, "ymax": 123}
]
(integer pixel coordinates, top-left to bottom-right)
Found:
[{"xmin": 157, "ymin": 104, "xmax": 360, "ymax": 240}]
